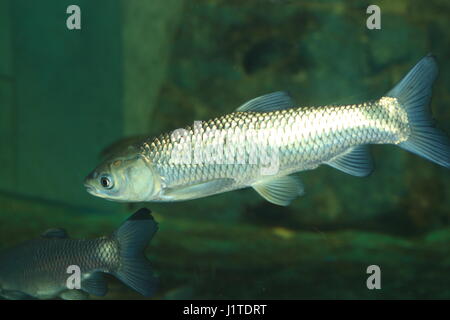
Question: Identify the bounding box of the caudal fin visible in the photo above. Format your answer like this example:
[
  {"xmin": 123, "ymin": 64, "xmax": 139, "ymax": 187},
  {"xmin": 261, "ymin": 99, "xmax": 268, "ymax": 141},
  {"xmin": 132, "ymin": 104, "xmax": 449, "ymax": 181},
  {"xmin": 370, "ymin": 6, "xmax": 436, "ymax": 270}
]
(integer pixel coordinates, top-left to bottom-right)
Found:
[
  {"xmin": 113, "ymin": 208, "xmax": 159, "ymax": 297},
  {"xmin": 386, "ymin": 54, "xmax": 450, "ymax": 168}
]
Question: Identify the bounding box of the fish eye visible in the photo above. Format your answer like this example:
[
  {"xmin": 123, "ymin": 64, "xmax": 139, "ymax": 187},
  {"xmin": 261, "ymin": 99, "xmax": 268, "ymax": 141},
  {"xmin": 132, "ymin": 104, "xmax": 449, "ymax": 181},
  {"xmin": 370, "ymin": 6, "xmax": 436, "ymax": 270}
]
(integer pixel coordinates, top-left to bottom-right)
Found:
[{"xmin": 100, "ymin": 175, "xmax": 114, "ymax": 189}]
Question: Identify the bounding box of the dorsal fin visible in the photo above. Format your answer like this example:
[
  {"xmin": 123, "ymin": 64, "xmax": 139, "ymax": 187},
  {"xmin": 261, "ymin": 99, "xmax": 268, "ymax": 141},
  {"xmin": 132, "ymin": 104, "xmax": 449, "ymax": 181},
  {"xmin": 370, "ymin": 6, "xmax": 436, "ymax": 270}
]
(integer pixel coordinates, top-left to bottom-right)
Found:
[
  {"xmin": 325, "ymin": 145, "xmax": 374, "ymax": 177},
  {"xmin": 236, "ymin": 91, "xmax": 296, "ymax": 112},
  {"xmin": 41, "ymin": 228, "xmax": 69, "ymax": 239}
]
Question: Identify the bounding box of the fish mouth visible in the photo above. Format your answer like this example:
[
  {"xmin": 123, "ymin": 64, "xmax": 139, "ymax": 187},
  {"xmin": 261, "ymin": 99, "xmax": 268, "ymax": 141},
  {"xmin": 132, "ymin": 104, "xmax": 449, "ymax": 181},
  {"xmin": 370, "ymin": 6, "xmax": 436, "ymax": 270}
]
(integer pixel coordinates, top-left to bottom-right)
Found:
[{"xmin": 84, "ymin": 183, "xmax": 111, "ymax": 199}]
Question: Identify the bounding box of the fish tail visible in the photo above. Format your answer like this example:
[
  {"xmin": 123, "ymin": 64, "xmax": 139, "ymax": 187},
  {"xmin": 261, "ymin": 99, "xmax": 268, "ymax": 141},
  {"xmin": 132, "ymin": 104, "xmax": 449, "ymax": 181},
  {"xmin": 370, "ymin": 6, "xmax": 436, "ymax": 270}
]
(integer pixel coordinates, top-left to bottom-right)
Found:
[
  {"xmin": 112, "ymin": 208, "xmax": 159, "ymax": 297},
  {"xmin": 386, "ymin": 54, "xmax": 450, "ymax": 168}
]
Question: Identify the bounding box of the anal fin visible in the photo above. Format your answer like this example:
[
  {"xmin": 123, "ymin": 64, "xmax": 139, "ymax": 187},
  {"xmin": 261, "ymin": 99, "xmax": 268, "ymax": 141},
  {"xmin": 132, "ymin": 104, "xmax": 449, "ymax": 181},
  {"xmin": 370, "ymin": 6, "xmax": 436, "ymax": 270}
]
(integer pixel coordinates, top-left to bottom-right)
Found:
[
  {"xmin": 81, "ymin": 272, "xmax": 108, "ymax": 297},
  {"xmin": 252, "ymin": 175, "xmax": 304, "ymax": 206},
  {"xmin": 325, "ymin": 145, "xmax": 374, "ymax": 177}
]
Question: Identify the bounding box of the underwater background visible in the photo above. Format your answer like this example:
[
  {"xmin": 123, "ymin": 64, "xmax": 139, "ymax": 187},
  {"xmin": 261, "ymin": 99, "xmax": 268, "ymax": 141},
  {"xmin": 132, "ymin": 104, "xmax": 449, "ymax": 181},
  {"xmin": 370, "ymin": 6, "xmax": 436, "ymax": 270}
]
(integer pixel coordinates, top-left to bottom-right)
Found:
[{"xmin": 0, "ymin": 0, "xmax": 449, "ymax": 299}]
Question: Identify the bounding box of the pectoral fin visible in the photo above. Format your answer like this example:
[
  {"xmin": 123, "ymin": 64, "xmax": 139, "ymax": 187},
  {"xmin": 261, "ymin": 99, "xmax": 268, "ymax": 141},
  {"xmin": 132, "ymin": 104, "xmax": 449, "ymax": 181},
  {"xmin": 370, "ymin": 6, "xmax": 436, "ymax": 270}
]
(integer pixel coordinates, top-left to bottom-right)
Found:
[
  {"xmin": 60, "ymin": 290, "xmax": 89, "ymax": 300},
  {"xmin": 162, "ymin": 178, "xmax": 235, "ymax": 201},
  {"xmin": 252, "ymin": 175, "xmax": 304, "ymax": 206},
  {"xmin": 0, "ymin": 290, "xmax": 35, "ymax": 300},
  {"xmin": 236, "ymin": 91, "xmax": 296, "ymax": 112},
  {"xmin": 325, "ymin": 145, "xmax": 374, "ymax": 177}
]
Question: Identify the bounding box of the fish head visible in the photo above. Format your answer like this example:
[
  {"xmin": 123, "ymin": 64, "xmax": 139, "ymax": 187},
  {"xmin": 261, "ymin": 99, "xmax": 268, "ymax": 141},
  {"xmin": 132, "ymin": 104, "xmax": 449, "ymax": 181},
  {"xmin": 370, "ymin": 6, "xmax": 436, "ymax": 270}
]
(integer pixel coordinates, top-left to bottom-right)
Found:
[{"xmin": 84, "ymin": 154, "xmax": 160, "ymax": 202}]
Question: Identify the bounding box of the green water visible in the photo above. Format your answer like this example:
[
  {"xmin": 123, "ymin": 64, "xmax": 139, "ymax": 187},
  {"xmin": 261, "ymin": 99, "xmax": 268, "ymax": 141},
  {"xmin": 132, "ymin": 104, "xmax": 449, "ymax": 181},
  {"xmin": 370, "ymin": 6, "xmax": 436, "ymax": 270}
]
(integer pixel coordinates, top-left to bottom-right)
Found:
[{"xmin": 0, "ymin": 0, "xmax": 449, "ymax": 299}]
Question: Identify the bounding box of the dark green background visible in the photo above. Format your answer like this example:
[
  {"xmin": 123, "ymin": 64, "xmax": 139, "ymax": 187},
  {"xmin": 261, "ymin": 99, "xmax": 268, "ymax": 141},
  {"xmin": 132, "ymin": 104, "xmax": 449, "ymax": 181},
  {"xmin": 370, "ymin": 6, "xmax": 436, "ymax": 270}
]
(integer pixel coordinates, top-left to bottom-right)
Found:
[{"xmin": 0, "ymin": 0, "xmax": 449, "ymax": 299}]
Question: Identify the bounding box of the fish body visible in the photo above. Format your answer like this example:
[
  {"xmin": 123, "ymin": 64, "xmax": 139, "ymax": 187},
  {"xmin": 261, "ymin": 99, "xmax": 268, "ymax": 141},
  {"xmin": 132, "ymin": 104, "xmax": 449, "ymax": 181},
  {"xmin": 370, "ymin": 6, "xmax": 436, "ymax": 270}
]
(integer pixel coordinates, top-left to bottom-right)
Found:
[
  {"xmin": 0, "ymin": 209, "xmax": 158, "ymax": 300},
  {"xmin": 85, "ymin": 55, "xmax": 449, "ymax": 205},
  {"xmin": 143, "ymin": 97, "xmax": 407, "ymax": 198}
]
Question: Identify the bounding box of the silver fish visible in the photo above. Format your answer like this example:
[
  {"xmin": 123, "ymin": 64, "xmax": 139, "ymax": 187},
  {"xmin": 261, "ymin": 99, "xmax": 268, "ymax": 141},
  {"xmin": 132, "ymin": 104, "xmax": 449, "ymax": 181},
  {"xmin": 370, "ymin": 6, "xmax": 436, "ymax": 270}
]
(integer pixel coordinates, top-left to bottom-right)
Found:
[
  {"xmin": 0, "ymin": 209, "xmax": 158, "ymax": 300},
  {"xmin": 85, "ymin": 55, "xmax": 449, "ymax": 206}
]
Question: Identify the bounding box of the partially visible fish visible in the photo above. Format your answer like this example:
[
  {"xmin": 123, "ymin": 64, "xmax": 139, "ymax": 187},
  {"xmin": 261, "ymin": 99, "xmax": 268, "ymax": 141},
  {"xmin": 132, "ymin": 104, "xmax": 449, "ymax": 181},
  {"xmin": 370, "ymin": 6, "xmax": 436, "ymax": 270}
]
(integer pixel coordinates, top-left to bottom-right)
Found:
[
  {"xmin": 0, "ymin": 208, "xmax": 158, "ymax": 300},
  {"xmin": 84, "ymin": 55, "xmax": 450, "ymax": 206}
]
